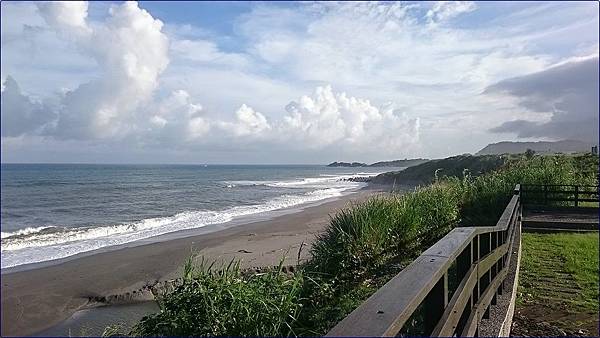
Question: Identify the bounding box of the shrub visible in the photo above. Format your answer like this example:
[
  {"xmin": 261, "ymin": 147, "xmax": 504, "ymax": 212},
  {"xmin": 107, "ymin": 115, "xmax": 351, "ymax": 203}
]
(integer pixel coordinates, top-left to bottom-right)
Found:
[
  {"xmin": 131, "ymin": 259, "xmax": 304, "ymax": 336},
  {"xmin": 307, "ymin": 181, "xmax": 462, "ymax": 282},
  {"xmin": 458, "ymin": 154, "xmax": 598, "ymax": 225}
]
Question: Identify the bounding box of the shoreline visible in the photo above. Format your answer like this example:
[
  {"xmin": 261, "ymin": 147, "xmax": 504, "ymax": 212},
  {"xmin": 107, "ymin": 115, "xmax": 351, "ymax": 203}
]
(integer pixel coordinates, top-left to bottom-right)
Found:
[
  {"xmin": 1, "ymin": 189, "xmax": 381, "ymax": 336},
  {"xmin": 2, "ymin": 185, "xmax": 369, "ymax": 274}
]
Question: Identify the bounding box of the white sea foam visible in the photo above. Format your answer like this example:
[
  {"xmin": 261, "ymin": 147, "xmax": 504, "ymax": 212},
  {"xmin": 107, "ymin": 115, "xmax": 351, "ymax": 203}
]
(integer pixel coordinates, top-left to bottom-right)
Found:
[
  {"xmin": 1, "ymin": 226, "xmax": 55, "ymax": 239},
  {"xmin": 1, "ymin": 174, "xmax": 373, "ymax": 269},
  {"xmin": 226, "ymin": 172, "xmax": 379, "ymax": 189}
]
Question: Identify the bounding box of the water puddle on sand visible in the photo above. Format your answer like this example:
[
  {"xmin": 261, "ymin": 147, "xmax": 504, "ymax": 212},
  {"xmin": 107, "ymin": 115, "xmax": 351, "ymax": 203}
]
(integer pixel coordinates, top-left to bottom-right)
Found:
[{"xmin": 35, "ymin": 301, "xmax": 159, "ymax": 336}]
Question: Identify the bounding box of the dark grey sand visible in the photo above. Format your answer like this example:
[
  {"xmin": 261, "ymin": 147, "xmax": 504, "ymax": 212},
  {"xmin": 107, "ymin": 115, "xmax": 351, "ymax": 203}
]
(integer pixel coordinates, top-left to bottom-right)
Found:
[{"xmin": 1, "ymin": 190, "xmax": 378, "ymax": 336}]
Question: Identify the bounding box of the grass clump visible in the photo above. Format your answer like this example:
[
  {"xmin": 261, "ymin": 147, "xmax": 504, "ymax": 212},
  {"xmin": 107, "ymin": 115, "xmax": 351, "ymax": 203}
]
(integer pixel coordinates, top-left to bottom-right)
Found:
[
  {"xmin": 131, "ymin": 259, "xmax": 304, "ymax": 336},
  {"xmin": 308, "ymin": 182, "xmax": 461, "ymax": 281}
]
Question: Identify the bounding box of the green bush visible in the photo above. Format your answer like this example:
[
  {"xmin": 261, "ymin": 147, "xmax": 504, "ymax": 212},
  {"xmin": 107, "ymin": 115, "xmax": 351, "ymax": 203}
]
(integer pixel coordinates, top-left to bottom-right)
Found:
[
  {"xmin": 307, "ymin": 181, "xmax": 462, "ymax": 282},
  {"xmin": 131, "ymin": 259, "xmax": 304, "ymax": 336},
  {"xmin": 458, "ymin": 154, "xmax": 598, "ymax": 225}
]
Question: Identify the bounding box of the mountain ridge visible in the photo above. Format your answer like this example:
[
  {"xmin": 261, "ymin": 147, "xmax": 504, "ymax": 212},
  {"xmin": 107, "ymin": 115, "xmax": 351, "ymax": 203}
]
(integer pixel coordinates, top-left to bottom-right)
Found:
[{"xmin": 476, "ymin": 140, "xmax": 593, "ymax": 155}]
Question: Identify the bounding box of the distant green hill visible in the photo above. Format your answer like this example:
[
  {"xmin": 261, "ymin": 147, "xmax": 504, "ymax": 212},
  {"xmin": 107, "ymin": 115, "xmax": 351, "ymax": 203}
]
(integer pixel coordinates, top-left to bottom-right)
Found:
[
  {"xmin": 370, "ymin": 154, "xmax": 506, "ymax": 186},
  {"xmin": 476, "ymin": 140, "xmax": 592, "ymax": 155},
  {"xmin": 368, "ymin": 158, "xmax": 429, "ymax": 167},
  {"xmin": 327, "ymin": 161, "xmax": 367, "ymax": 167},
  {"xmin": 327, "ymin": 158, "xmax": 429, "ymax": 167}
]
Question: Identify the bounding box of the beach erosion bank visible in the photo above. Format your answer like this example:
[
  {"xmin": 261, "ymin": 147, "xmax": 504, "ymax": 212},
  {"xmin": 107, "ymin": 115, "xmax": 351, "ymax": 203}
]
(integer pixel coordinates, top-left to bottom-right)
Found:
[{"xmin": 1, "ymin": 189, "xmax": 381, "ymax": 336}]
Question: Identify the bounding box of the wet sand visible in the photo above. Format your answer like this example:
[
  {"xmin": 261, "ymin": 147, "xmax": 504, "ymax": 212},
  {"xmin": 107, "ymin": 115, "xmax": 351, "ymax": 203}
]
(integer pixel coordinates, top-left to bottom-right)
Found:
[{"xmin": 1, "ymin": 190, "xmax": 379, "ymax": 336}]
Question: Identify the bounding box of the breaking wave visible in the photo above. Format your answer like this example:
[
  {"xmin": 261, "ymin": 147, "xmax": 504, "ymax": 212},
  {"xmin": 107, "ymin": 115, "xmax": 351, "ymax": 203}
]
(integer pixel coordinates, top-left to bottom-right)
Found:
[{"xmin": 1, "ymin": 172, "xmax": 379, "ymax": 269}]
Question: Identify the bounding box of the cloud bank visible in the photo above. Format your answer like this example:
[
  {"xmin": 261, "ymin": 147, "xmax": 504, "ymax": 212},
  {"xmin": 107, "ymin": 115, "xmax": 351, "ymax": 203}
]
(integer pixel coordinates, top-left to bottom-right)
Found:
[
  {"xmin": 487, "ymin": 56, "xmax": 599, "ymax": 142},
  {"xmin": 1, "ymin": 75, "xmax": 54, "ymax": 137}
]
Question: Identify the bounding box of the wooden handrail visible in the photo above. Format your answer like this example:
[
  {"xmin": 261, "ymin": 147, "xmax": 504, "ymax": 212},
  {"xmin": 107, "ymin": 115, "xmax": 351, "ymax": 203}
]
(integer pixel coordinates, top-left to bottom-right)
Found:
[{"xmin": 326, "ymin": 185, "xmax": 522, "ymax": 337}]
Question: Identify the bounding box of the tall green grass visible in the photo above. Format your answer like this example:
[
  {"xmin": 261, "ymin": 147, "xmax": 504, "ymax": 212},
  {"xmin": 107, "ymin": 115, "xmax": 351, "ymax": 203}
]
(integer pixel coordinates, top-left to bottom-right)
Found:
[
  {"xmin": 131, "ymin": 258, "xmax": 304, "ymax": 336},
  {"xmin": 307, "ymin": 182, "xmax": 461, "ymax": 281},
  {"xmin": 458, "ymin": 154, "xmax": 598, "ymax": 225},
  {"xmin": 130, "ymin": 154, "xmax": 598, "ymax": 336},
  {"xmin": 296, "ymin": 182, "xmax": 462, "ymax": 334}
]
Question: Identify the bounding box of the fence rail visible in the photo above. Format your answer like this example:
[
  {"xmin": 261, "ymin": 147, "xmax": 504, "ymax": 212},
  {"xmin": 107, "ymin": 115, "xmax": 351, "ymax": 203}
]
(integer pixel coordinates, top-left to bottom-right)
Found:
[
  {"xmin": 521, "ymin": 184, "xmax": 599, "ymax": 207},
  {"xmin": 326, "ymin": 185, "xmax": 522, "ymax": 337}
]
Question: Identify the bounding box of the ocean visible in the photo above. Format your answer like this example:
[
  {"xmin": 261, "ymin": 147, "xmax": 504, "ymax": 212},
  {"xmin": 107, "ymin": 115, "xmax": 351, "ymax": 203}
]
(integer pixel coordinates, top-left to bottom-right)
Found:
[{"xmin": 1, "ymin": 164, "xmax": 397, "ymax": 269}]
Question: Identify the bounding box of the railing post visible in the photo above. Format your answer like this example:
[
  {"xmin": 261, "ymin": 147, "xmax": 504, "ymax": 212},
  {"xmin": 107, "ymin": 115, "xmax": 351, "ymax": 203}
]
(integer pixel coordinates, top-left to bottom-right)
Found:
[
  {"xmin": 424, "ymin": 273, "xmax": 448, "ymax": 335},
  {"xmin": 456, "ymin": 241, "xmax": 473, "ymax": 336},
  {"xmin": 575, "ymin": 185, "xmax": 579, "ymax": 207},
  {"xmin": 491, "ymin": 231, "xmax": 500, "ymax": 305},
  {"xmin": 491, "ymin": 263, "xmax": 498, "ymax": 306},
  {"xmin": 457, "ymin": 242, "xmax": 472, "ymax": 281},
  {"xmin": 473, "ymin": 235, "xmax": 480, "ymax": 307},
  {"xmin": 499, "ymin": 230, "xmax": 505, "ymax": 296},
  {"xmin": 482, "ymin": 269, "xmax": 491, "ymax": 319},
  {"xmin": 482, "ymin": 233, "xmax": 492, "ymax": 319}
]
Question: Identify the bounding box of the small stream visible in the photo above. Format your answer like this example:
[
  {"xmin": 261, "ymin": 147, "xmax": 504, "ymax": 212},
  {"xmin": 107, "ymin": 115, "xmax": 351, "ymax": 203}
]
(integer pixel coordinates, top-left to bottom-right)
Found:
[{"xmin": 35, "ymin": 302, "xmax": 160, "ymax": 336}]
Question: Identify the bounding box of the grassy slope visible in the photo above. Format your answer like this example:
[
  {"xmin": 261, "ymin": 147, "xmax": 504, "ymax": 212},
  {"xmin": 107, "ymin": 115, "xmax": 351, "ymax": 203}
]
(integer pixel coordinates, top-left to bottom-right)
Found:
[{"xmin": 370, "ymin": 154, "xmax": 506, "ymax": 186}]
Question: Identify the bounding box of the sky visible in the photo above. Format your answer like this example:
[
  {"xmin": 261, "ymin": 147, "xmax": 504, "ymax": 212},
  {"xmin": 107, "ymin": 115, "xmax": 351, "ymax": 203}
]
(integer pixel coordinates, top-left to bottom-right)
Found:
[{"xmin": 1, "ymin": 1, "xmax": 598, "ymax": 164}]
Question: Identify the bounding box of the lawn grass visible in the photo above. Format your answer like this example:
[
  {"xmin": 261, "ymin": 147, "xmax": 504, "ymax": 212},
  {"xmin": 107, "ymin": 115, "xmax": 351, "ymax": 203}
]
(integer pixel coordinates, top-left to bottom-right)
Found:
[{"xmin": 519, "ymin": 232, "xmax": 599, "ymax": 311}]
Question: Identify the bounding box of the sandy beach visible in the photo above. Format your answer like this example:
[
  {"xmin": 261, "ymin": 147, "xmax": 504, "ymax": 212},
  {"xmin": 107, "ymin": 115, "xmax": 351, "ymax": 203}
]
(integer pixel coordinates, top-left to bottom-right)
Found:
[{"xmin": 1, "ymin": 190, "xmax": 379, "ymax": 336}]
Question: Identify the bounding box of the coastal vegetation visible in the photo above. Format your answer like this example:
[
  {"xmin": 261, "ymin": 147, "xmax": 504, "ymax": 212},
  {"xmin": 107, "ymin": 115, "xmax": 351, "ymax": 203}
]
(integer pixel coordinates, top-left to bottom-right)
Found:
[
  {"xmin": 370, "ymin": 154, "xmax": 506, "ymax": 186},
  {"xmin": 130, "ymin": 153, "xmax": 598, "ymax": 336},
  {"xmin": 131, "ymin": 259, "xmax": 305, "ymax": 336}
]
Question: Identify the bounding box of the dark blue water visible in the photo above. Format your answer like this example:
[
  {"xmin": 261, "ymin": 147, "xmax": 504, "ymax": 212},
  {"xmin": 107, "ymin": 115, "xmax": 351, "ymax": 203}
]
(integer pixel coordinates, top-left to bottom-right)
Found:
[{"xmin": 1, "ymin": 164, "xmax": 395, "ymax": 268}]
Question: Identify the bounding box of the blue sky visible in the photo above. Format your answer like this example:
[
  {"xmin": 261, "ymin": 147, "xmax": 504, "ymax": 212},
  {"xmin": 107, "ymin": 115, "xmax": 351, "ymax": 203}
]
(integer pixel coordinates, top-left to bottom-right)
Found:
[{"xmin": 1, "ymin": 1, "xmax": 598, "ymax": 164}]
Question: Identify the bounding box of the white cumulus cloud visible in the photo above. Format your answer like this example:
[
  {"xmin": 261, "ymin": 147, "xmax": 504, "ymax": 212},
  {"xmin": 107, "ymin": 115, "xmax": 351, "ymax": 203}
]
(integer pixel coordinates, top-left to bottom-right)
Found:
[
  {"xmin": 37, "ymin": 1, "xmax": 169, "ymax": 139},
  {"xmin": 279, "ymin": 86, "xmax": 420, "ymax": 154},
  {"xmin": 36, "ymin": 1, "xmax": 90, "ymax": 34},
  {"xmin": 222, "ymin": 104, "xmax": 271, "ymax": 137}
]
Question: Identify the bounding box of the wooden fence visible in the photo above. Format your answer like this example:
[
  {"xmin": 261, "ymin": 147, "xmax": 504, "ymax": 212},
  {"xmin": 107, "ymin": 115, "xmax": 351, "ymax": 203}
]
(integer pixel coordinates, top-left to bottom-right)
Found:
[
  {"xmin": 521, "ymin": 184, "xmax": 599, "ymax": 207},
  {"xmin": 326, "ymin": 185, "xmax": 522, "ymax": 337}
]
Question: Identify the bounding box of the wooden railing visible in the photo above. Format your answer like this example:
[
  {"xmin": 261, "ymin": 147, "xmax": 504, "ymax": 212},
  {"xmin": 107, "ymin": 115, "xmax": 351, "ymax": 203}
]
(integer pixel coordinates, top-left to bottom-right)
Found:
[
  {"xmin": 326, "ymin": 185, "xmax": 522, "ymax": 337},
  {"xmin": 521, "ymin": 184, "xmax": 599, "ymax": 207}
]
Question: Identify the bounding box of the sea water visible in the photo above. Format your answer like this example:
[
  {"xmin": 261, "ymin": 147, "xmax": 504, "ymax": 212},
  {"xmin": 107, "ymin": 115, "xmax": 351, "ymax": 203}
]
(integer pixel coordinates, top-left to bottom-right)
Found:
[{"xmin": 1, "ymin": 164, "xmax": 397, "ymax": 269}]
